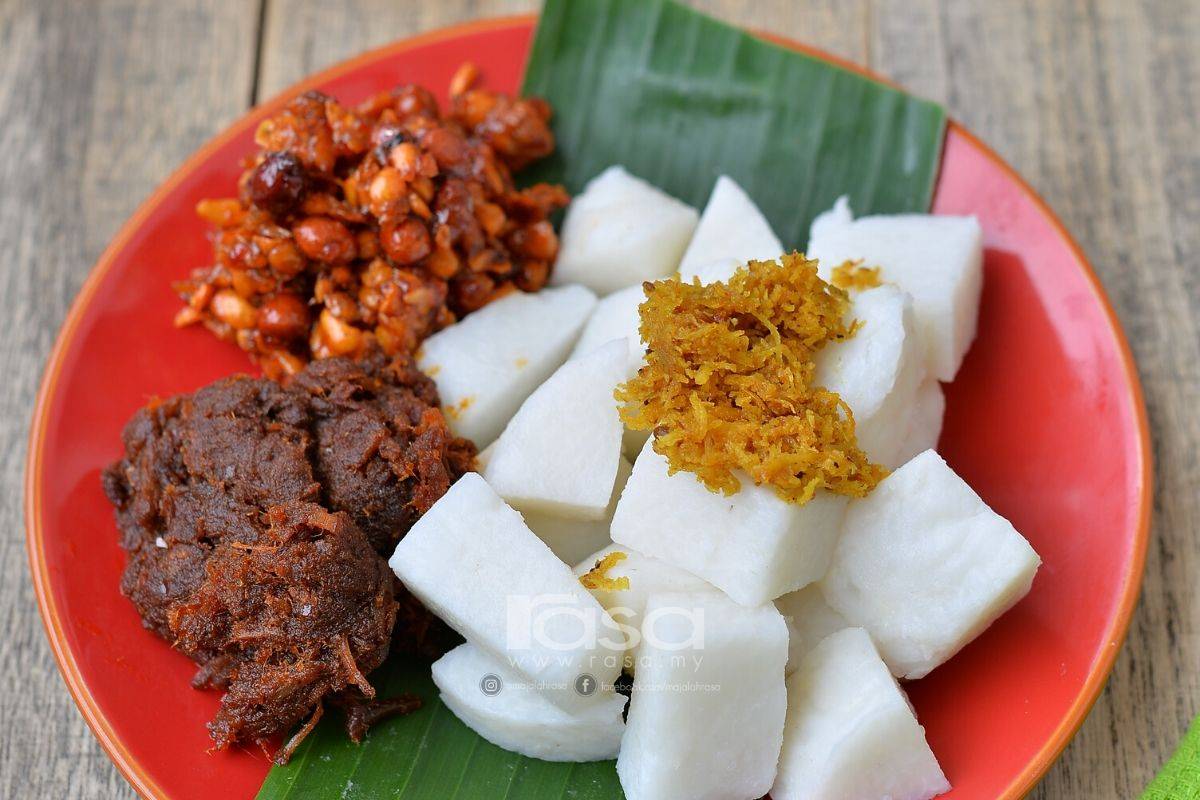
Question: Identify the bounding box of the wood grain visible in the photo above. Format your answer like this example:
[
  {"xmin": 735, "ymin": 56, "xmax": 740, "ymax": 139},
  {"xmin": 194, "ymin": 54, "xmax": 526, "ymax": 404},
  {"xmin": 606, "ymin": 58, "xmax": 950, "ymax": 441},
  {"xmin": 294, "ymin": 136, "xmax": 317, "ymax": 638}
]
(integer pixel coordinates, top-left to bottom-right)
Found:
[
  {"xmin": 0, "ymin": 2, "xmax": 261, "ymax": 799},
  {"xmin": 2, "ymin": 1, "xmax": 1196, "ymax": 798}
]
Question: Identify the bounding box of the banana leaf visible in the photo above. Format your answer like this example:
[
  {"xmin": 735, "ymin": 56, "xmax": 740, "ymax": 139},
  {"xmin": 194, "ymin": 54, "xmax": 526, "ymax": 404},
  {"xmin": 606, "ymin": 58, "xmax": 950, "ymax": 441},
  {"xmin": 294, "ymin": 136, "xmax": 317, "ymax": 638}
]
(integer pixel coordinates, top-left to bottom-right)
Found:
[
  {"xmin": 258, "ymin": 0, "xmax": 945, "ymax": 797},
  {"xmin": 521, "ymin": 0, "xmax": 945, "ymax": 247},
  {"xmin": 256, "ymin": 657, "xmax": 622, "ymax": 800}
]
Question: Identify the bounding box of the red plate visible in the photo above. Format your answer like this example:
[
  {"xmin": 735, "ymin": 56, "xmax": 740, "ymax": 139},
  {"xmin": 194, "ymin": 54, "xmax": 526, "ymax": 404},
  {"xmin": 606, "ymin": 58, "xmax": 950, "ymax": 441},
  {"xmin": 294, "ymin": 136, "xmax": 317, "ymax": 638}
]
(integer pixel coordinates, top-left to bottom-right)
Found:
[{"xmin": 26, "ymin": 16, "xmax": 1150, "ymax": 800}]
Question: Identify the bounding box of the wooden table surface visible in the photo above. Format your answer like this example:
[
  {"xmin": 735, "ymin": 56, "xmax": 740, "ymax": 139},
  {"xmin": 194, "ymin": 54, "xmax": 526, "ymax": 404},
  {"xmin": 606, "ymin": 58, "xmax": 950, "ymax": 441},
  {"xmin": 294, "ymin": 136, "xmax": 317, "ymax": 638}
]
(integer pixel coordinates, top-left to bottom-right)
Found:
[{"xmin": 1, "ymin": 1, "xmax": 1196, "ymax": 797}]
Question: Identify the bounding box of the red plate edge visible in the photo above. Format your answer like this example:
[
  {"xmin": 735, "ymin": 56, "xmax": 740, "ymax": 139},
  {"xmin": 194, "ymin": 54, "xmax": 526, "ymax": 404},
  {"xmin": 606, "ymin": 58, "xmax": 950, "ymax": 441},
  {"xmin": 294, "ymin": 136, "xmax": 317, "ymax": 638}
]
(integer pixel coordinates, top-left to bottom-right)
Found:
[{"xmin": 23, "ymin": 14, "xmax": 1152, "ymax": 800}]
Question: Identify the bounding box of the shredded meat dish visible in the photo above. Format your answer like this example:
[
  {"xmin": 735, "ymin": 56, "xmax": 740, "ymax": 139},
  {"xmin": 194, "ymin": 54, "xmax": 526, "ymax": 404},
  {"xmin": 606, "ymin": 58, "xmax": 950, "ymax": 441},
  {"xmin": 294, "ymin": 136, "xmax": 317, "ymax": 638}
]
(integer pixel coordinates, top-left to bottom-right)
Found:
[
  {"xmin": 173, "ymin": 64, "xmax": 569, "ymax": 381},
  {"xmin": 103, "ymin": 68, "xmax": 561, "ymax": 761},
  {"xmin": 102, "ymin": 354, "xmax": 475, "ymax": 760}
]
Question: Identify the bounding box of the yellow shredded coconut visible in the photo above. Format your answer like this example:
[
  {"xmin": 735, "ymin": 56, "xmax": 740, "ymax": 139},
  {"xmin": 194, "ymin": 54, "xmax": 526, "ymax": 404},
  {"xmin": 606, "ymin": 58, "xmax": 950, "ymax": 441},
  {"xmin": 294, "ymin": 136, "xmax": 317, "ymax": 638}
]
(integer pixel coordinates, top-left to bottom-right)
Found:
[
  {"xmin": 579, "ymin": 551, "xmax": 630, "ymax": 591},
  {"xmin": 616, "ymin": 253, "xmax": 886, "ymax": 505},
  {"xmin": 830, "ymin": 260, "xmax": 883, "ymax": 291}
]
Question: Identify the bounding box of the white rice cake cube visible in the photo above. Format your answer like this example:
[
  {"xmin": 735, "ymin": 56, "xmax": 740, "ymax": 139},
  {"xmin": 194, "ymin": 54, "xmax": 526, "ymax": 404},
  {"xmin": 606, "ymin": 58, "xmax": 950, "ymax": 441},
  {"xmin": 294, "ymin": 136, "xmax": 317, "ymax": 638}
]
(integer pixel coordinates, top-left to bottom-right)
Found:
[
  {"xmin": 610, "ymin": 440, "xmax": 848, "ymax": 606},
  {"xmin": 570, "ymin": 283, "xmax": 647, "ymax": 374},
  {"xmin": 522, "ymin": 457, "xmax": 633, "ymax": 565},
  {"xmin": 772, "ymin": 627, "xmax": 949, "ymax": 800},
  {"xmin": 684, "ymin": 256, "xmax": 743, "ymax": 286},
  {"xmin": 433, "ymin": 643, "xmax": 626, "ymax": 762},
  {"xmin": 821, "ymin": 449, "xmax": 1041, "ymax": 679},
  {"xmin": 774, "ymin": 585, "xmax": 848, "ymax": 676},
  {"xmin": 618, "ymin": 591, "xmax": 788, "ymax": 800},
  {"xmin": 678, "ymin": 175, "xmax": 784, "ymax": 280},
  {"xmin": 808, "ymin": 196, "xmax": 983, "ymax": 381},
  {"xmin": 895, "ymin": 378, "xmax": 946, "ymax": 466},
  {"xmin": 574, "ymin": 543, "xmax": 718, "ymax": 659},
  {"xmin": 815, "ymin": 284, "xmax": 926, "ymax": 468},
  {"xmin": 567, "ymin": 284, "xmax": 654, "ymax": 460},
  {"xmin": 389, "ymin": 473, "xmax": 622, "ymax": 710},
  {"xmin": 484, "ymin": 339, "xmax": 627, "ymax": 520},
  {"xmin": 553, "ymin": 166, "xmax": 698, "ymax": 295},
  {"xmin": 418, "ymin": 284, "xmax": 596, "ymax": 446}
]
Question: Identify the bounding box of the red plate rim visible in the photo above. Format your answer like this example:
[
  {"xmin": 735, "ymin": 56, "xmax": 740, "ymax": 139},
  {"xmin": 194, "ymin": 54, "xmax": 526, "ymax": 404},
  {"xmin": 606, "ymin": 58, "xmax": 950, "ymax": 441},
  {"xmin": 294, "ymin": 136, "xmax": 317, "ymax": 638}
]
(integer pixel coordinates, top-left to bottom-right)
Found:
[{"xmin": 25, "ymin": 14, "xmax": 1152, "ymax": 800}]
